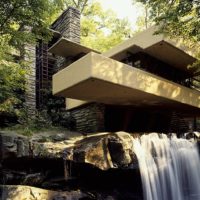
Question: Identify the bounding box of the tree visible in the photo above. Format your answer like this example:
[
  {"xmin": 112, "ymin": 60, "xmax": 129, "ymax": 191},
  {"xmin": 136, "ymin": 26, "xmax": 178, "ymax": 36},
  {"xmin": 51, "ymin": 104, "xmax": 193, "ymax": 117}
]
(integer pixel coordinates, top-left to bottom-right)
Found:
[
  {"xmin": 0, "ymin": 0, "xmax": 58, "ymax": 47},
  {"xmin": 133, "ymin": 1, "xmax": 200, "ymax": 41},
  {"xmin": 58, "ymin": 0, "xmax": 90, "ymax": 13},
  {"xmin": 81, "ymin": 1, "xmax": 132, "ymax": 52},
  {"xmin": 0, "ymin": 0, "xmax": 58, "ymax": 120},
  {"xmin": 133, "ymin": 0, "xmax": 153, "ymax": 31},
  {"xmin": 133, "ymin": 0, "xmax": 200, "ymax": 74},
  {"xmin": 0, "ymin": 41, "xmax": 26, "ymax": 119},
  {"xmin": 54, "ymin": 0, "xmax": 132, "ymax": 52}
]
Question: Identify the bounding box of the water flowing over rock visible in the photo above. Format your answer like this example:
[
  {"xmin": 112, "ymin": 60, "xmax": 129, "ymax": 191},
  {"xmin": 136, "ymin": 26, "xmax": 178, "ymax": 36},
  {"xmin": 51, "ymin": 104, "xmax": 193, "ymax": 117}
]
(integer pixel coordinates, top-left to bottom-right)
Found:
[
  {"xmin": 1, "ymin": 131, "xmax": 200, "ymax": 200},
  {"xmin": 132, "ymin": 133, "xmax": 200, "ymax": 200}
]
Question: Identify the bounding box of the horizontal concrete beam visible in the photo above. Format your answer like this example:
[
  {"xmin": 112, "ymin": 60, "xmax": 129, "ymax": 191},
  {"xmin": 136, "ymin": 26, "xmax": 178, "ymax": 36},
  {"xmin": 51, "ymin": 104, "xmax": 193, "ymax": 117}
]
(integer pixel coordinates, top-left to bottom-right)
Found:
[
  {"xmin": 53, "ymin": 52, "xmax": 200, "ymax": 112},
  {"xmin": 48, "ymin": 37, "xmax": 98, "ymax": 57},
  {"xmin": 103, "ymin": 26, "xmax": 196, "ymax": 73}
]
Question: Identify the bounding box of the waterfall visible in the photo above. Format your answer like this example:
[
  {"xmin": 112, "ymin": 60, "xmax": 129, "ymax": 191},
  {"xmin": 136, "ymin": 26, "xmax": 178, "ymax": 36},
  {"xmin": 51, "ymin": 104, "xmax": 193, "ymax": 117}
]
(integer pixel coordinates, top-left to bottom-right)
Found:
[{"xmin": 132, "ymin": 133, "xmax": 200, "ymax": 200}]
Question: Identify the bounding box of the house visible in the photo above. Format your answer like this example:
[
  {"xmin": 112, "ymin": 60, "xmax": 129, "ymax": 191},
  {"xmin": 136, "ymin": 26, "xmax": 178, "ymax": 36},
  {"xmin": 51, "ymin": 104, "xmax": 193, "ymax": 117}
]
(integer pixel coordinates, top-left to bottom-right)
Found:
[{"xmin": 36, "ymin": 7, "xmax": 200, "ymax": 133}]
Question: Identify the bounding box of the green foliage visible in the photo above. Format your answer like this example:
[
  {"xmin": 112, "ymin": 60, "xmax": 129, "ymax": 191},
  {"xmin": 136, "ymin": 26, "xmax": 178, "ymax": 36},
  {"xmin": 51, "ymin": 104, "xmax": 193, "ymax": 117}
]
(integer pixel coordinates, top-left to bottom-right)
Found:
[
  {"xmin": 60, "ymin": 0, "xmax": 90, "ymax": 13},
  {"xmin": 133, "ymin": 0, "xmax": 200, "ymax": 73},
  {"xmin": 41, "ymin": 89, "xmax": 75, "ymax": 129},
  {"xmin": 0, "ymin": 38, "xmax": 26, "ymax": 117},
  {"xmin": 132, "ymin": 0, "xmax": 154, "ymax": 31},
  {"xmin": 81, "ymin": 1, "xmax": 132, "ymax": 52},
  {"xmin": 133, "ymin": 0, "xmax": 200, "ymax": 44},
  {"xmin": 54, "ymin": 0, "xmax": 132, "ymax": 52},
  {"xmin": 143, "ymin": 1, "xmax": 199, "ymax": 42},
  {"xmin": 0, "ymin": 109, "xmax": 51, "ymax": 136},
  {"xmin": 0, "ymin": 0, "xmax": 59, "ymax": 123},
  {"xmin": 0, "ymin": 0, "xmax": 58, "ymax": 46}
]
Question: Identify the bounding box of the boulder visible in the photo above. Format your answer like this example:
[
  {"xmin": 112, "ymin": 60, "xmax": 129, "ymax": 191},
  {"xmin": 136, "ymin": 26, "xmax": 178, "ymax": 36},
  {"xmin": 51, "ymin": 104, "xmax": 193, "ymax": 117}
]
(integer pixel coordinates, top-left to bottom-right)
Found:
[
  {"xmin": 108, "ymin": 132, "xmax": 134, "ymax": 167},
  {"xmin": 0, "ymin": 131, "xmax": 138, "ymax": 170},
  {"xmin": 0, "ymin": 132, "xmax": 29, "ymax": 160},
  {"xmin": 69, "ymin": 134, "xmax": 113, "ymax": 170},
  {"xmin": 0, "ymin": 185, "xmax": 87, "ymax": 200}
]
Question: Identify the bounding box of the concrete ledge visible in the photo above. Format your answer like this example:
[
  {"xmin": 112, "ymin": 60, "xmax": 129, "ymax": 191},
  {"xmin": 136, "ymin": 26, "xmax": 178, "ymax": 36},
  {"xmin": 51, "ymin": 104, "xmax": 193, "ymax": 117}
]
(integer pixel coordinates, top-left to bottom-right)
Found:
[
  {"xmin": 103, "ymin": 26, "xmax": 196, "ymax": 72},
  {"xmin": 66, "ymin": 98, "xmax": 89, "ymax": 110},
  {"xmin": 53, "ymin": 52, "xmax": 200, "ymax": 112},
  {"xmin": 48, "ymin": 37, "xmax": 98, "ymax": 57}
]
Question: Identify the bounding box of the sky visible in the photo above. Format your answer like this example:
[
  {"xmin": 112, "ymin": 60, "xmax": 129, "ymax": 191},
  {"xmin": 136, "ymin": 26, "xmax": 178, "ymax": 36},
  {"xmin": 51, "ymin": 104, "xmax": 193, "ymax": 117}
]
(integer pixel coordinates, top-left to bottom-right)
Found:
[{"xmin": 97, "ymin": 0, "xmax": 144, "ymax": 30}]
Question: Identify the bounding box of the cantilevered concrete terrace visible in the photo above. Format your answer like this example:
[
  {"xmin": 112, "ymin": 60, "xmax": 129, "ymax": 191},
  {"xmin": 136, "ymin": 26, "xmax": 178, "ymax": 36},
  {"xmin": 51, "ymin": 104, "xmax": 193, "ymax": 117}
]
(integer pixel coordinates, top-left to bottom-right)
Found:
[
  {"xmin": 49, "ymin": 37, "xmax": 99, "ymax": 58},
  {"xmin": 53, "ymin": 52, "xmax": 200, "ymax": 113},
  {"xmin": 50, "ymin": 26, "xmax": 200, "ymax": 114},
  {"xmin": 103, "ymin": 26, "xmax": 196, "ymax": 73}
]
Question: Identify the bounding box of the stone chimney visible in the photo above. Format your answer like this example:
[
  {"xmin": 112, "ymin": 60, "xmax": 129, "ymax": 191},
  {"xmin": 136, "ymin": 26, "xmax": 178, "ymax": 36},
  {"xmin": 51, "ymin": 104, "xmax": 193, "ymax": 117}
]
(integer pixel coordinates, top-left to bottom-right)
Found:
[
  {"xmin": 51, "ymin": 7, "xmax": 80, "ymax": 44},
  {"xmin": 35, "ymin": 7, "xmax": 81, "ymax": 109},
  {"xmin": 50, "ymin": 7, "xmax": 106, "ymax": 133},
  {"xmin": 24, "ymin": 44, "xmax": 36, "ymax": 115},
  {"xmin": 51, "ymin": 7, "xmax": 81, "ymax": 71}
]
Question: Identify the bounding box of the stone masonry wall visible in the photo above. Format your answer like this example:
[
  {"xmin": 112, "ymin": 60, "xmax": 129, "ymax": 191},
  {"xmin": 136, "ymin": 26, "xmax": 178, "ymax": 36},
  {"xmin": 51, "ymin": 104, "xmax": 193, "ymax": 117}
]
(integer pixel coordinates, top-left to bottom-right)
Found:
[
  {"xmin": 51, "ymin": 7, "xmax": 80, "ymax": 43},
  {"xmin": 51, "ymin": 7, "xmax": 106, "ymax": 133},
  {"xmin": 70, "ymin": 103, "xmax": 105, "ymax": 133},
  {"xmin": 24, "ymin": 44, "xmax": 36, "ymax": 115},
  {"xmin": 51, "ymin": 7, "xmax": 81, "ymax": 71}
]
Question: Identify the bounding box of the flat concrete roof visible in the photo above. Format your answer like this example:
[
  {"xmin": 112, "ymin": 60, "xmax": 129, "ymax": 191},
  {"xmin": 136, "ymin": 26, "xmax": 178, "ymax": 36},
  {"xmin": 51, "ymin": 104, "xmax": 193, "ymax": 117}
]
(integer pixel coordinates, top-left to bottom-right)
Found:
[
  {"xmin": 49, "ymin": 26, "xmax": 196, "ymax": 73},
  {"xmin": 103, "ymin": 26, "xmax": 196, "ymax": 73},
  {"xmin": 48, "ymin": 37, "xmax": 99, "ymax": 57},
  {"xmin": 53, "ymin": 52, "xmax": 200, "ymax": 114},
  {"xmin": 52, "ymin": 26, "xmax": 198, "ymax": 111}
]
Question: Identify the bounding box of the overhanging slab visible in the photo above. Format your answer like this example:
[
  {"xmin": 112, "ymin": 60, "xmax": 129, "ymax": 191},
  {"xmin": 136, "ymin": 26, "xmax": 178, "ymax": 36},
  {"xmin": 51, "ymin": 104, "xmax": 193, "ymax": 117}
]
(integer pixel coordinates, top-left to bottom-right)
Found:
[
  {"xmin": 145, "ymin": 41, "xmax": 196, "ymax": 72},
  {"xmin": 103, "ymin": 26, "xmax": 196, "ymax": 73},
  {"xmin": 53, "ymin": 52, "xmax": 200, "ymax": 113},
  {"xmin": 48, "ymin": 37, "xmax": 99, "ymax": 57}
]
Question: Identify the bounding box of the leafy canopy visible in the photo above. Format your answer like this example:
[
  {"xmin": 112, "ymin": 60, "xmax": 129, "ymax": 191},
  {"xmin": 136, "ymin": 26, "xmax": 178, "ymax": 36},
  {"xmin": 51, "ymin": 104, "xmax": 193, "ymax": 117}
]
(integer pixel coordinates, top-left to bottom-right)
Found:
[
  {"xmin": 0, "ymin": 0, "xmax": 132, "ymax": 118},
  {"xmin": 133, "ymin": 0, "xmax": 200, "ymax": 44},
  {"xmin": 133, "ymin": 0, "xmax": 200, "ymax": 73},
  {"xmin": 0, "ymin": 0, "xmax": 58, "ymax": 46},
  {"xmin": 0, "ymin": 0, "xmax": 57, "ymax": 116},
  {"xmin": 55, "ymin": 0, "xmax": 132, "ymax": 52}
]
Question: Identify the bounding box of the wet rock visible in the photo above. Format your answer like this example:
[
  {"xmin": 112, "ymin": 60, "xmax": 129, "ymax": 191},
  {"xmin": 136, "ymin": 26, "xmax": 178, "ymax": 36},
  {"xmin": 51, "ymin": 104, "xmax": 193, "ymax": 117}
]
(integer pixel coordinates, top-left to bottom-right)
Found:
[
  {"xmin": 22, "ymin": 173, "xmax": 45, "ymax": 185},
  {"xmin": 0, "ymin": 185, "xmax": 87, "ymax": 200},
  {"xmin": 71, "ymin": 135, "xmax": 113, "ymax": 170},
  {"xmin": 108, "ymin": 132, "xmax": 134, "ymax": 167},
  {"xmin": 0, "ymin": 169, "xmax": 27, "ymax": 185},
  {"xmin": 0, "ymin": 131, "xmax": 139, "ymax": 170},
  {"xmin": 52, "ymin": 133, "xmax": 69, "ymax": 142},
  {"xmin": 185, "ymin": 131, "xmax": 200, "ymax": 140},
  {"xmin": 0, "ymin": 132, "xmax": 29, "ymax": 160}
]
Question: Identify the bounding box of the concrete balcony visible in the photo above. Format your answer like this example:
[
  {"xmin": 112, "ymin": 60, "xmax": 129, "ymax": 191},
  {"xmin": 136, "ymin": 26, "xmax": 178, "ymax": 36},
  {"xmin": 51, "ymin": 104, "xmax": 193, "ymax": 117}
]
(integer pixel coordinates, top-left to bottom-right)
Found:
[
  {"xmin": 48, "ymin": 37, "xmax": 99, "ymax": 57},
  {"xmin": 53, "ymin": 52, "xmax": 200, "ymax": 114}
]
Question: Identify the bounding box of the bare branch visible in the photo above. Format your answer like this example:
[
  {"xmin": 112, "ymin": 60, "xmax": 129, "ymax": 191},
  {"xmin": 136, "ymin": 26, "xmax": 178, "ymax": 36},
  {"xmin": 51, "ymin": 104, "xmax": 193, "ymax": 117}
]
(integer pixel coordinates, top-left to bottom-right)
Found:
[
  {"xmin": 72, "ymin": 0, "xmax": 78, "ymax": 8},
  {"xmin": 80, "ymin": 0, "xmax": 89, "ymax": 13}
]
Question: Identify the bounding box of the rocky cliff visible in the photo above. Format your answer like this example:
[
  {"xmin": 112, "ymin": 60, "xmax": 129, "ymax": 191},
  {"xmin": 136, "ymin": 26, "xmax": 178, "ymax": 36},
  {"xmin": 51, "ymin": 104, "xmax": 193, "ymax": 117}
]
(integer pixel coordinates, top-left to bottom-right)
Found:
[
  {"xmin": 0, "ymin": 131, "xmax": 142, "ymax": 200},
  {"xmin": 1, "ymin": 131, "xmax": 199, "ymax": 200}
]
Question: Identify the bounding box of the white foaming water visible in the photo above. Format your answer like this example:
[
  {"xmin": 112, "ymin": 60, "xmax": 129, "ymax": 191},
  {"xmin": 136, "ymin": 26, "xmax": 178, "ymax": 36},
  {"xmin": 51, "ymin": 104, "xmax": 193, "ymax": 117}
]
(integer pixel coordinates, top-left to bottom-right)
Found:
[{"xmin": 132, "ymin": 133, "xmax": 200, "ymax": 200}]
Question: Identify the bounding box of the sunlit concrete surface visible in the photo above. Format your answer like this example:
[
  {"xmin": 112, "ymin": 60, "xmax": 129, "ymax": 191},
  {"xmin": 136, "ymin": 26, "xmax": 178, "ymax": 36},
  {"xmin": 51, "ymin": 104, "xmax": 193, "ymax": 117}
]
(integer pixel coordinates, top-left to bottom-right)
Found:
[
  {"xmin": 53, "ymin": 52, "xmax": 200, "ymax": 112},
  {"xmin": 64, "ymin": 26, "xmax": 197, "ymax": 110},
  {"xmin": 66, "ymin": 98, "xmax": 89, "ymax": 109},
  {"xmin": 48, "ymin": 37, "xmax": 99, "ymax": 57},
  {"xmin": 103, "ymin": 26, "xmax": 196, "ymax": 73}
]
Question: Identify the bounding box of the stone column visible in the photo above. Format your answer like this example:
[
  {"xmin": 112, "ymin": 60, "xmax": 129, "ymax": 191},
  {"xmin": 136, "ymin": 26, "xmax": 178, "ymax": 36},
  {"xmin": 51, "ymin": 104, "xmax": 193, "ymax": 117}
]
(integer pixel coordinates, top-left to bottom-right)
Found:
[
  {"xmin": 70, "ymin": 103, "xmax": 105, "ymax": 133},
  {"xmin": 51, "ymin": 6, "xmax": 80, "ymax": 43},
  {"xmin": 51, "ymin": 7, "xmax": 81, "ymax": 71},
  {"xmin": 51, "ymin": 7, "xmax": 106, "ymax": 133},
  {"xmin": 24, "ymin": 44, "xmax": 36, "ymax": 115}
]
